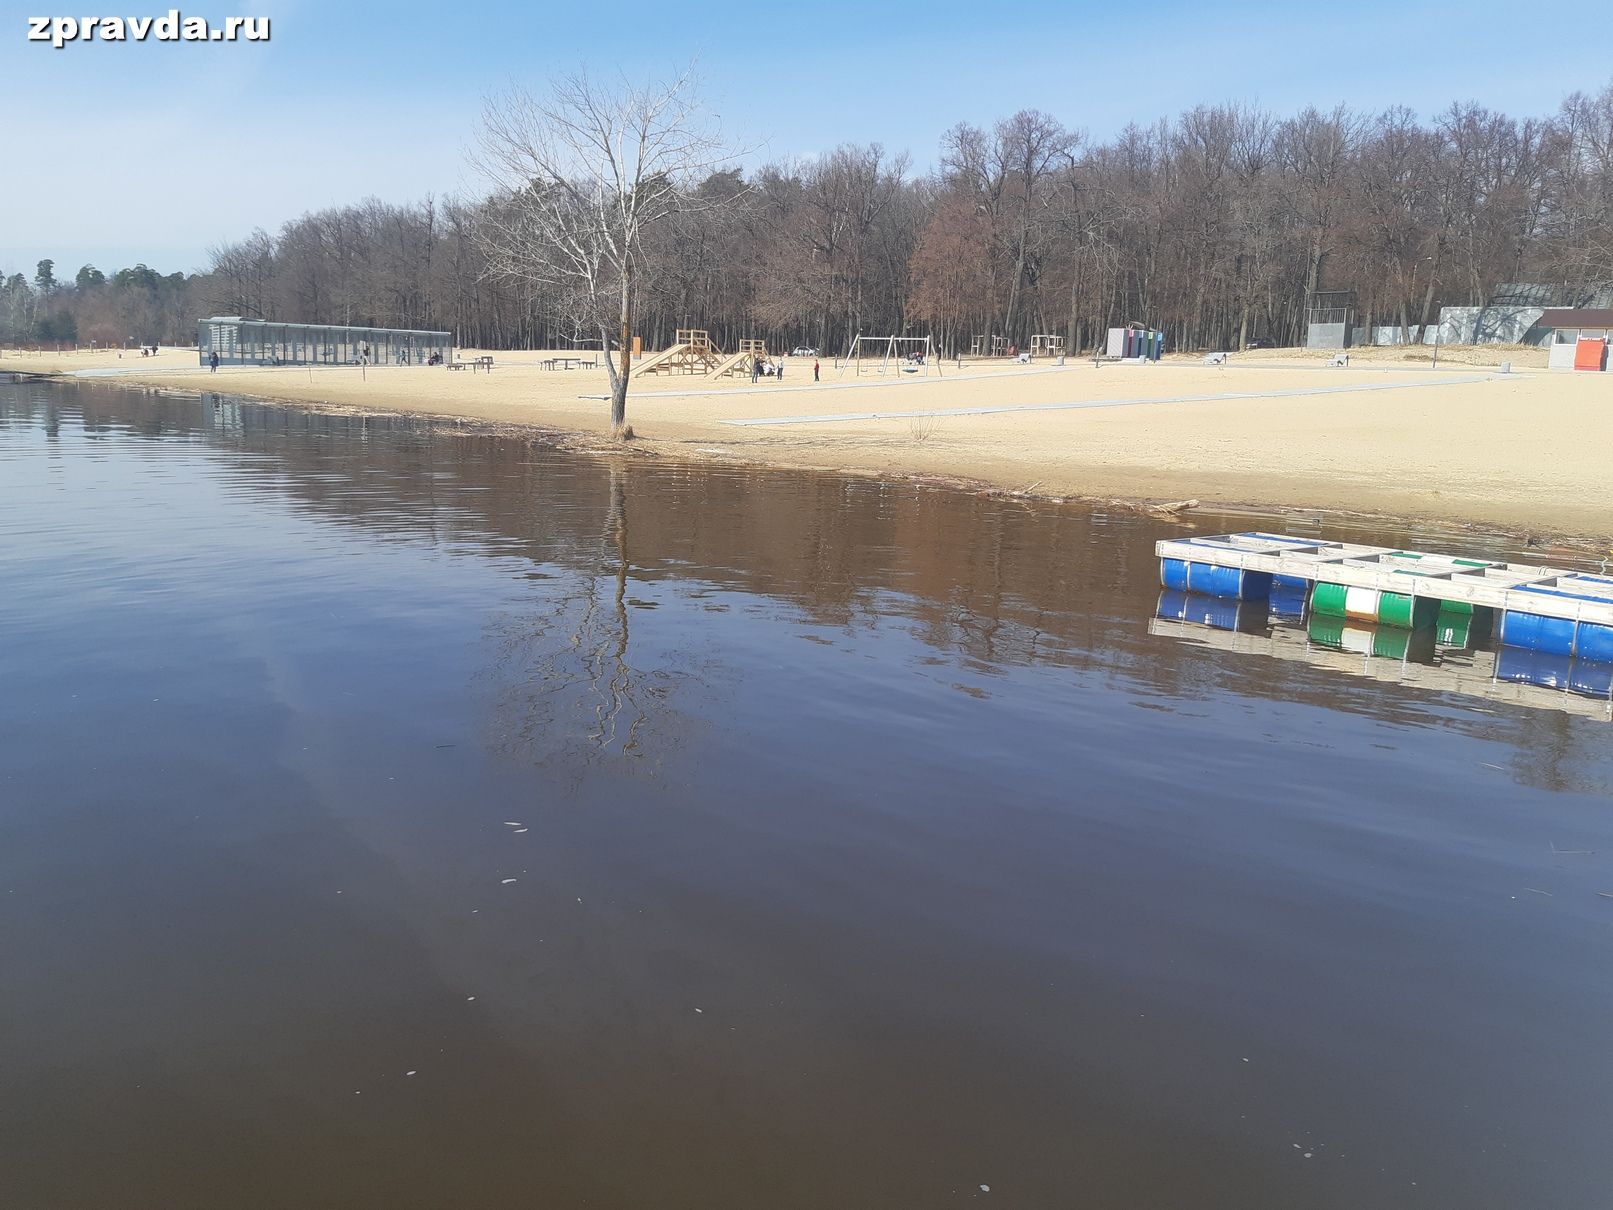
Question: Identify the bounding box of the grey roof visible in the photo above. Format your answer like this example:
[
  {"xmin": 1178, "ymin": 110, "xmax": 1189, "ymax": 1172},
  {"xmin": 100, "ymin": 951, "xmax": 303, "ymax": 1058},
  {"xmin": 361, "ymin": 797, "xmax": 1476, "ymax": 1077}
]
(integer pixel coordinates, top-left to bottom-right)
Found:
[
  {"xmin": 1536, "ymin": 308, "xmax": 1613, "ymax": 328},
  {"xmin": 1489, "ymin": 284, "xmax": 1613, "ymax": 309},
  {"xmin": 199, "ymin": 317, "xmax": 450, "ymax": 337}
]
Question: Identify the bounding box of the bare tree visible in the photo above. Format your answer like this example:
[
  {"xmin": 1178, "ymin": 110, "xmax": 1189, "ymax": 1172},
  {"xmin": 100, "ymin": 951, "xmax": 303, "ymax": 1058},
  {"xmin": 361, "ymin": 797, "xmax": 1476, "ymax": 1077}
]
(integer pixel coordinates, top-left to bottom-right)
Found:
[
  {"xmin": 205, "ymin": 228, "xmax": 276, "ymax": 319},
  {"xmin": 78, "ymin": 75, "xmax": 1613, "ymax": 357},
  {"xmin": 1552, "ymin": 83, "xmax": 1613, "ymax": 288},
  {"xmin": 474, "ymin": 68, "xmax": 740, "ymax": 438}
]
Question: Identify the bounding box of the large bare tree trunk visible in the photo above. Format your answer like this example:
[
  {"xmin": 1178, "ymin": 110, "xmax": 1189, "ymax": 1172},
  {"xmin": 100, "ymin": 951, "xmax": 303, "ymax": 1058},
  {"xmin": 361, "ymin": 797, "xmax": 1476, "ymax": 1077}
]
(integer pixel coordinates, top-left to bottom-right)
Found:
[
  {"xmin": 1415, "ymin": 274, "xmax": 1437, "ymax": 343},
  {"xmin": 1004, "ymin": 240, "xmax": 1025, "ymax": 339},
  {"xmin": 613, "ymin": 265, "xmax": 633, "ymax": 437}
]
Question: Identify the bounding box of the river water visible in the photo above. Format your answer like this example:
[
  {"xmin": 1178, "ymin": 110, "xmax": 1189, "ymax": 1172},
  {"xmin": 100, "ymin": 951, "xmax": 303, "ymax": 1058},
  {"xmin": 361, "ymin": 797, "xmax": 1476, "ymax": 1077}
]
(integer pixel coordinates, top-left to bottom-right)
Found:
[{"xmin": 3, "ymin": 380, "xmax": 1611, "ymax": 1209}]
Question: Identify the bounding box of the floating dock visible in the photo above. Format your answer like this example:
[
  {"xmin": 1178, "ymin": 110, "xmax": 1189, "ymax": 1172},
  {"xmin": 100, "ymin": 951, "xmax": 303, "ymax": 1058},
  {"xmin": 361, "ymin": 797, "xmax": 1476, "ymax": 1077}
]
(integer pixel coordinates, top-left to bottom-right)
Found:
[{"xmin": 1158, "ymin": 533, "xmax": 1613, "ymax": 662}]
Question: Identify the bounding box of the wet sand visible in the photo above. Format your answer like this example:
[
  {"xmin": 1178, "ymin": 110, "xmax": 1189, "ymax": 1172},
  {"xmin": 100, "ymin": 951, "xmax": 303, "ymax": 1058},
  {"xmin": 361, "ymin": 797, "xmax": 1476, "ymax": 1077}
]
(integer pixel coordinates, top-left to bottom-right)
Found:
[{"xmin": 11, "ymin": 343, "xmax": 1610, "ymax": 541}]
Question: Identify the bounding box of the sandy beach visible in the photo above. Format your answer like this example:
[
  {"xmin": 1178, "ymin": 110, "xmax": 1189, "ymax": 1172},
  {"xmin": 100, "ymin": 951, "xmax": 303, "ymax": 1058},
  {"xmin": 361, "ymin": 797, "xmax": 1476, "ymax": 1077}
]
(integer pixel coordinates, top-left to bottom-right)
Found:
[{"xmin": 8, "ymin": 343, "xmax": 1609, "ymax": 543}]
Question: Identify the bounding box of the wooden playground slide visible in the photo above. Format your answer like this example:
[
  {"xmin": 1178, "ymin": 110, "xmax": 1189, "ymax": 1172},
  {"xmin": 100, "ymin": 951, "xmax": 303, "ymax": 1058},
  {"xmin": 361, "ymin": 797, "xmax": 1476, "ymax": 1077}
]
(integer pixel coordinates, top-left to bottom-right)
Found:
[
  {"xmin": 706, "ymin": 350, "xmax": 754, "ymax": 379},
  {"xmin": 629, "ymin": 342, "xmax": 690, "ymax": 377}
]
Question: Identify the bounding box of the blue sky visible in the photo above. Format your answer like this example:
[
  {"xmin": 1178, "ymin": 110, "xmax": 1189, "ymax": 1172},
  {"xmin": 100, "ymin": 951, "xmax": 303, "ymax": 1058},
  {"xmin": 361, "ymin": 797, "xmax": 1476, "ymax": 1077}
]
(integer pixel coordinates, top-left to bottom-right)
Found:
[{"xmin": 2, "ymin": 0, "xmax": 1609, "ymax": 278}]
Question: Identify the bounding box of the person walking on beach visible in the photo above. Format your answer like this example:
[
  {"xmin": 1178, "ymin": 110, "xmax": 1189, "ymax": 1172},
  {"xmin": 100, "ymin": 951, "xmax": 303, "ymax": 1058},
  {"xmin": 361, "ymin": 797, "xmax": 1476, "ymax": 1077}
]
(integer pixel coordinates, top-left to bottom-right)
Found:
[
  {"xmin": 813, "ymin": 358, "xmax": 820, "ymax": 382},
  {"xmin": 209, "ymin": 350, "xmax": 219, "ymax": 373}
]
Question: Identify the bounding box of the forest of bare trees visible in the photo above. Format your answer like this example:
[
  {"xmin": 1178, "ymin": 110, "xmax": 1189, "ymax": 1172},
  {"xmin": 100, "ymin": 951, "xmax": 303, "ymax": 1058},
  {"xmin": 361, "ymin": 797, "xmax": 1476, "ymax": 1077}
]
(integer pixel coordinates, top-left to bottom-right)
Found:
[{"xmin": 6, "ymin": 80, "xmax": 1611, "ymax": 355}]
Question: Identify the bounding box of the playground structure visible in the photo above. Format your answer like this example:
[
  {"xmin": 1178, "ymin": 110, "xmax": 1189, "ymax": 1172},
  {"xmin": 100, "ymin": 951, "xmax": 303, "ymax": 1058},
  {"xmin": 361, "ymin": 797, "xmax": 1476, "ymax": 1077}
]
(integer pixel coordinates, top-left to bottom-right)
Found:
[
  {"xmin": 632, "ymin": 329, "xmax": 723, "ymax": 376},
  {"xmin": 970, "ymin": 335, "xmax": 1009, "ymax": 358},
  {"xmin": 708, "ymin": 338, "xmax": 769, "ymax": 379},
  {"xmin": 632, "ymin": 330, "xmax": 772, "ymax": 379},
  {"xmin": 1028, "ymin": 334, "xmax": 1065, "ymax": 360},
  {"xmin": 841, "ymin": 334, "xmax": 942, "ymax": 377}
]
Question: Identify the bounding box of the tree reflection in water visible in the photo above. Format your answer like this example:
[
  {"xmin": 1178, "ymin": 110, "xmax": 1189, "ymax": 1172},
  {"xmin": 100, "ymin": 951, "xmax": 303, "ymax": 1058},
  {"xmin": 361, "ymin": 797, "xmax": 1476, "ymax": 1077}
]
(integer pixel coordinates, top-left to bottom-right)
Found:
[{"xmin": 485, "ymin": 466, "xmax": 704, "ymax": 778}]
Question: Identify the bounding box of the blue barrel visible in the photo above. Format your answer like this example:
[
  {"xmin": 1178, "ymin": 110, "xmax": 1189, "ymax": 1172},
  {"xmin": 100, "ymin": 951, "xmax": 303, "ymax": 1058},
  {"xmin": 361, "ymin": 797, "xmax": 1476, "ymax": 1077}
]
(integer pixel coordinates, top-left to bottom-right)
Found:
[
  {"xmin": 1157, "ymin": 589, "xmax": 1259, "ymax": 631},
  {"xmin": 1571, "ymin": 659, "xmax": 1613, "ymax": 698},
  {"xmin": 1496, "ymin": 646, "xmax": 1573, "ymax": 689},
  {"xmin": 1185, "ymin": 562, "xmax": 1271, "ymax": 599},
  {"xmin": 1500, "ymin": 610, "xmax": 1613, "ymax": 660},
  {"xmin": 1499, "ymin": 610, "xmax": 1578, "ymax": 657},
  {"xmin": 1577, "ymin": 622, "xmax": 1613, "ymax": 663},
  {"xmin": 1495, "ymin": 648, "xmax": 1613, "ymax": 698},
  {"xmin": 1269, "ymin": 580, "xmax": 1309, "ymax": 619},
  {"xmin": 1160, "ymin": 559, "xmax": 1273, "ymax": 600}
]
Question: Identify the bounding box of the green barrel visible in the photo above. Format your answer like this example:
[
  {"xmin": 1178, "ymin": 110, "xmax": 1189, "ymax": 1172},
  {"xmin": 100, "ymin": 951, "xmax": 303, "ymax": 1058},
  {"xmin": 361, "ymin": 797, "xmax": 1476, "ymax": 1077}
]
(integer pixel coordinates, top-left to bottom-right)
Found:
[
  {"xmin": 1311, "ymin": 582, "xmax": 1350, "ymax": 618},
  {"xmin": 1375, "ymin": 592, "xmax": 1441, "ymax": 629},
  {"xmin": 1371, "ymin": 626, "xmax": 1414, "ymax": 659},
  {"xmin": 1314, "ymin": 582, "xmax": 1442, "ymax": 629},
  {"xmin": 1434, "ymin": 603, "xmax": 1494, "ymax": 647},
  {"xmin": 1372, "ymin": 626, "xmax": 1437, "ymax": 661},
  {"xmin": 1437, "ymin": 604, "xmax": 1474, "ymax": 647},
  {"xmin": 1308, "ymin": 615, "xmax": 1347, "ymax": 647}
]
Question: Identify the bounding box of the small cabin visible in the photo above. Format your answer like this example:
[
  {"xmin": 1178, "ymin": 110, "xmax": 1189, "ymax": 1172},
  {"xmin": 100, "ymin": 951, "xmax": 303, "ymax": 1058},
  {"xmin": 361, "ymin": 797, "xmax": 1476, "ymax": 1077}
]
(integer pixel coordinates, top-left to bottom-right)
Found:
[{"xmin": 1534, "ymin": 308, "xmax": 1612, "ymax": 371}]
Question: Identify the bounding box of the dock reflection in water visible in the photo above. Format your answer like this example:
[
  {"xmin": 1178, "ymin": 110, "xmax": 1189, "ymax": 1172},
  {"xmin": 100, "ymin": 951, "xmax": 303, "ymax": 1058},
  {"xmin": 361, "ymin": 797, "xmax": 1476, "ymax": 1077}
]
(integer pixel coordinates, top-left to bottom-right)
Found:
[{"xmin": 1153, "ymin": 587, "xmax": 1613, "ymax": 722}]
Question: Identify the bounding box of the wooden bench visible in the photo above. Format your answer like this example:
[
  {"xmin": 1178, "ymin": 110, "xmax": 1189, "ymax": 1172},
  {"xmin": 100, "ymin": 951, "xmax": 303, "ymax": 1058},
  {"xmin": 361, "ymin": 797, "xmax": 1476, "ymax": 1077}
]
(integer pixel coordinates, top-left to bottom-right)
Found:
[
  {"xmin": 472, "ymin": 355, "xmax": 494, "ymax": 373},
  {"xmin": 447, "ymin": 360, "xmax": 467, "ymax": 371},
  {"xmin": 1203, "ymin": 352, "xmax": 1228, "ymax": 366}
]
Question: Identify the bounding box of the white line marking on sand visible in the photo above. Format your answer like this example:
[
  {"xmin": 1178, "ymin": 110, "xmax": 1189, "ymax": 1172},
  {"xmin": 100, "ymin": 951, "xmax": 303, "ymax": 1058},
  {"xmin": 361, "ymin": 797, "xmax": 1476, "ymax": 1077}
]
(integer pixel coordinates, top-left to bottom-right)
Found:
[{"xmin": 719, "ymin": 374, "xmax": 1497, "ymax": 427}]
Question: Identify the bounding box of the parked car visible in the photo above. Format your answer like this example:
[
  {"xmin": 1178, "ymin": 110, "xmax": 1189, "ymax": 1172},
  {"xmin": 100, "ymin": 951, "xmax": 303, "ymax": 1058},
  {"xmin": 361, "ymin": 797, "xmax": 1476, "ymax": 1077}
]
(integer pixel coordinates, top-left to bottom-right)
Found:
[{"xmin": 790, "ymin": 346, "xmax": 817, "ymax": 357}]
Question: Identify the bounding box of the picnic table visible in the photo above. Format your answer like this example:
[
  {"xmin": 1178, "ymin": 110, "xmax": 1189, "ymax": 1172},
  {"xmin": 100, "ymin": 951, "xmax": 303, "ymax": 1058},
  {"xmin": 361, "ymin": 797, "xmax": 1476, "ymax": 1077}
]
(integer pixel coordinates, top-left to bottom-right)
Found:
[
  {"xmin": 471, "ymin": 355, "xmax": 495, "ymax": 373},
  {"xmin": 541, "ymin": 356, "xmax": 599, "ymax": 370}
]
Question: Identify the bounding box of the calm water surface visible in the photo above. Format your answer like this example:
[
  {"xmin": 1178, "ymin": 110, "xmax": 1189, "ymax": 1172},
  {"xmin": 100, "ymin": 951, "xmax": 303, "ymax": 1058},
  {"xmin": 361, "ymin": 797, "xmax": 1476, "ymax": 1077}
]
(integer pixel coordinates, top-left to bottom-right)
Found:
[{"xmin": 2, "ymin": 381, "xmax": 1611, "ymax": 1209}]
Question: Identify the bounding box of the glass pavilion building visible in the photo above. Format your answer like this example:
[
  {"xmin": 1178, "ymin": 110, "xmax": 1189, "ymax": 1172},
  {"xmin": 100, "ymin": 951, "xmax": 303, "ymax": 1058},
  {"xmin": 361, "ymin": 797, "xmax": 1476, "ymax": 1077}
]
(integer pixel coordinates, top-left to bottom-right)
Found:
[{"xmin": 197, "ymin": 318, "xmax": 452, "ymax": 367}]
